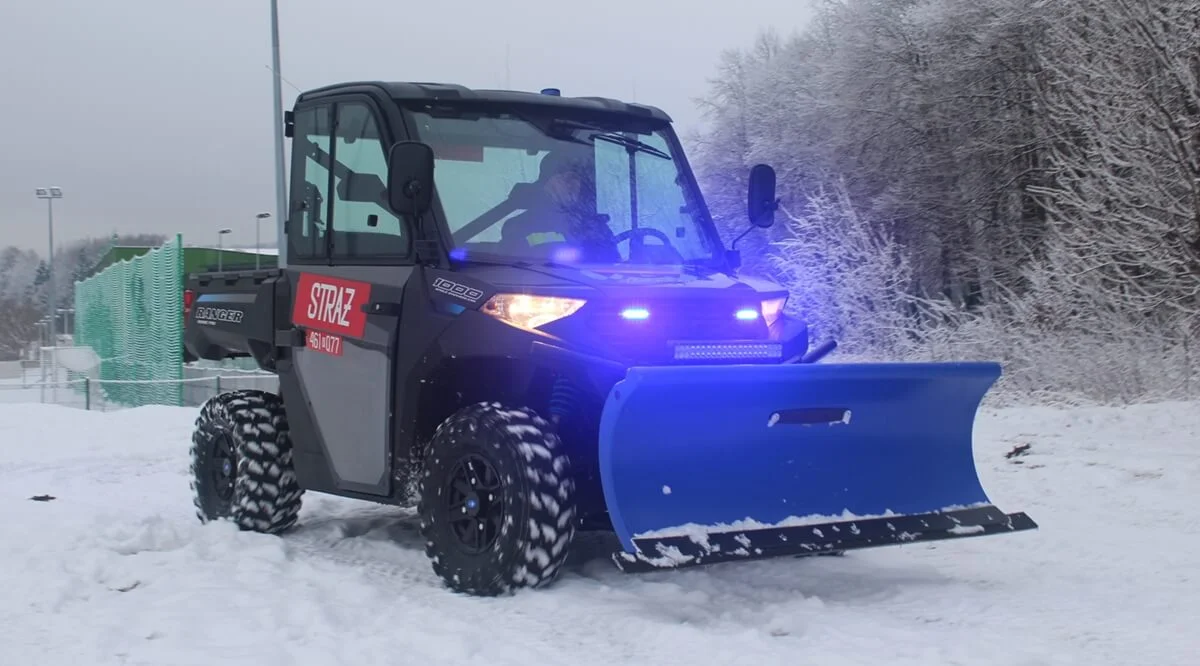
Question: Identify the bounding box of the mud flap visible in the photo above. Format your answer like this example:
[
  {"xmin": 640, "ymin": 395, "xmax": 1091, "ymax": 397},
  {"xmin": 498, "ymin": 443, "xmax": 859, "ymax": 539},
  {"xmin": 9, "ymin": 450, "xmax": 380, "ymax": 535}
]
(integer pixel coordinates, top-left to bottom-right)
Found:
[{"xmin": 596, "ymin": 362, "xmax": 1036, "ymax": 570}]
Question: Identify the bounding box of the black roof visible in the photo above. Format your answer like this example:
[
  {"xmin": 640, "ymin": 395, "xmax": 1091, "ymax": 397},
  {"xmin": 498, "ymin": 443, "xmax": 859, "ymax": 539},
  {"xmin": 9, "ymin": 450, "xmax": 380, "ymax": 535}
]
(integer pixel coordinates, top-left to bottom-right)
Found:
[{"xmin": 296, "ymin": 81, "xmax": 673, "ymax": 123}]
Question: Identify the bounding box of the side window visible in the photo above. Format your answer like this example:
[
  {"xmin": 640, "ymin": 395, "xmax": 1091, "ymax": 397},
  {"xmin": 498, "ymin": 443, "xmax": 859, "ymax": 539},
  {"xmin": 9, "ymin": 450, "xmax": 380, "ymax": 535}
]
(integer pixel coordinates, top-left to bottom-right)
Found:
[
  {"xmin": 330, "ymin": 103, "xmax": 408, "ymax": 260},
  {"xmin": 289, "ymin": 106, "xmax": 332, "ymax": 261},
  {"xmin": 431, "ymin": 147, "xmax": 545, "ymax": 243}
]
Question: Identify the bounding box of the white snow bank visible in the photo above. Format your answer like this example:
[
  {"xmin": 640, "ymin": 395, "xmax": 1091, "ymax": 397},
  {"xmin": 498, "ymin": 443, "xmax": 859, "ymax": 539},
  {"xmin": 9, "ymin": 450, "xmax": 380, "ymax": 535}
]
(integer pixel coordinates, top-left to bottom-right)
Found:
[{"xmin": 0, "ymin": 401, "xmax": 1197, "ymax": 665}]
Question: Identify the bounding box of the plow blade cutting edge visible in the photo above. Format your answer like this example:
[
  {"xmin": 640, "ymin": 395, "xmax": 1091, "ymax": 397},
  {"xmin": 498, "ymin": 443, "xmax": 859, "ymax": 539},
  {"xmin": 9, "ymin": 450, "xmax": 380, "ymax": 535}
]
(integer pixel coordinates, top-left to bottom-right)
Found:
[{"xmin": 596, "ymin": 362, "xmax": 1037, "ymax": 572}]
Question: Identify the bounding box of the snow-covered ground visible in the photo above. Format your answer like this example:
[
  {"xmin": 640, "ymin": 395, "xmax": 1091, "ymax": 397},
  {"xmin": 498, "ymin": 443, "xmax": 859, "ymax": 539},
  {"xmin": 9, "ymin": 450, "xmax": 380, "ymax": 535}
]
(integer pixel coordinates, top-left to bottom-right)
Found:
[{"xmin": 1, "ymin": 400, "xmax": 1197, "ymax": 665}]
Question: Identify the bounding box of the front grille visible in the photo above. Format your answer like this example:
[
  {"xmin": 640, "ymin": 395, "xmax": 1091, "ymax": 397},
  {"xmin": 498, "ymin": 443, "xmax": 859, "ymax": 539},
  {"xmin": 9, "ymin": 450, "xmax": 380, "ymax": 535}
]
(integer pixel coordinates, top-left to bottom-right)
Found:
[{"xmin": 577, "ymin": 298, "xmax": 771, "ymax": 362}]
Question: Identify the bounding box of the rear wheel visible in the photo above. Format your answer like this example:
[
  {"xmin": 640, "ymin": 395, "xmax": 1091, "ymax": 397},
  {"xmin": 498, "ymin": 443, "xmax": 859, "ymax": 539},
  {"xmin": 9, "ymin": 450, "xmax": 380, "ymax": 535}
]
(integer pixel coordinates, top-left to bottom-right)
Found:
[
  {"xmin": 189, "ymin": 390, "xmax": 303, "ymax": 534},
  {"xmin": 418, "ymin": 402, "xmax": 576, "ymax": 596}
]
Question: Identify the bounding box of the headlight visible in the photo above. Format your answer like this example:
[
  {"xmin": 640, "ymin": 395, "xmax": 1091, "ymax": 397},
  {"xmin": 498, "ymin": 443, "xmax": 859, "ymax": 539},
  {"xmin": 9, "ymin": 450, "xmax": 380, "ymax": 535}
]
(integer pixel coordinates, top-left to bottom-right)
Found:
[
  {"xmin": 482, "ymin": 293, "xmax": 586, "ymax": 330},
  {"xmin": 761, "ymin": 296, "xmax": 787, "ymax": 327}
]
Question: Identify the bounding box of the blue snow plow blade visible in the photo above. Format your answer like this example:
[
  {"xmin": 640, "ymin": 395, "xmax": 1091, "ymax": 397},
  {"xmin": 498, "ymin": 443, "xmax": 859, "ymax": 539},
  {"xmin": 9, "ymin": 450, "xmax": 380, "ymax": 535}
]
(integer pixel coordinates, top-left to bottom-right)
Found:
[{"xmin": 597, "ymin": 362, "xmax": 1037, "ymax": 572}]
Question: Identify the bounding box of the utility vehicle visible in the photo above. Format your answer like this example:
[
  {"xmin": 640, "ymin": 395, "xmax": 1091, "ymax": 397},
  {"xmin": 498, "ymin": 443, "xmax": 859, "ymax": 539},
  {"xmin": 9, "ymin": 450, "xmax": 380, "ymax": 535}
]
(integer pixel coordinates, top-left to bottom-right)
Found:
[{"xmin": 184, "ymin": 81, "xmax": 1036, "ymax": 596}]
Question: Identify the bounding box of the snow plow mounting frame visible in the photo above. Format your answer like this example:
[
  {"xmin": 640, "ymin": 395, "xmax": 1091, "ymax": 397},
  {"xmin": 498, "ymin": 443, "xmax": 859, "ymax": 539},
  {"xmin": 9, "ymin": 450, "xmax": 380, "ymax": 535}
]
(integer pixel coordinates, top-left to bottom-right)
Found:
[{"xmin": 613, "ymin": 504, "xmax": 1038, "ymax": 573}]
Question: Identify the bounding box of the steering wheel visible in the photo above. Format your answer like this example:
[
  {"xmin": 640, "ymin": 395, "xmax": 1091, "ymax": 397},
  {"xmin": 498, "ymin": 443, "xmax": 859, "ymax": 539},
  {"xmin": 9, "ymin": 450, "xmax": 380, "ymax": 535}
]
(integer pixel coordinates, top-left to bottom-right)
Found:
[
  {"xmin": 613, "ymin": 226, "xmax": 673, "ymax": 246},
  {"xmin": 612, "ymin": 227, "xmax": 683, "ymax": 263}
]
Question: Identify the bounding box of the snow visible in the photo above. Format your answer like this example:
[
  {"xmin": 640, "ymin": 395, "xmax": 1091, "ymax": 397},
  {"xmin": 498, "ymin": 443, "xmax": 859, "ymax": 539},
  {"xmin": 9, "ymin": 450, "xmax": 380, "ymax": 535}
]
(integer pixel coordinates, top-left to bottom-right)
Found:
[
  {"xmin": 2, "ymin": 400, "xmax": 1199, "ymax": 665},
  {"xmin": 635, "ymin": 509, "xmax": 903, "ymax": 540},
  {"xmin": 634, "ymin": 501, "xmax": 999, "ymax": 541}
]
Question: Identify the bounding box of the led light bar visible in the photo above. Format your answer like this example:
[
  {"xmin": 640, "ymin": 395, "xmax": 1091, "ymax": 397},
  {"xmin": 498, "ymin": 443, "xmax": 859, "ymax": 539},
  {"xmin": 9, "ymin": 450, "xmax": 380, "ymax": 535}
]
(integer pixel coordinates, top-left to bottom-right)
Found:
[
  {"xmin": 673, "ymin": 342, "xmax": 784, "ymax": 361},
  {"xmin": 735, "ymin": 308, "xmax": 759, "ymax": 321},
  {"xmin": 620, "ymin": 307, "xmax": 650, "ymax": 321}
]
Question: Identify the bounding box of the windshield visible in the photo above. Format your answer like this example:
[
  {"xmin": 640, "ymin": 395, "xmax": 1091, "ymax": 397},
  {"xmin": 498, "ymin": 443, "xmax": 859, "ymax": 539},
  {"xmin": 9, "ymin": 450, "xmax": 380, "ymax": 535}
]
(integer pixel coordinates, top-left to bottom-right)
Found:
[{"xmin": 406, "ymin": 108, "xmax": 724, "ymax": 269}]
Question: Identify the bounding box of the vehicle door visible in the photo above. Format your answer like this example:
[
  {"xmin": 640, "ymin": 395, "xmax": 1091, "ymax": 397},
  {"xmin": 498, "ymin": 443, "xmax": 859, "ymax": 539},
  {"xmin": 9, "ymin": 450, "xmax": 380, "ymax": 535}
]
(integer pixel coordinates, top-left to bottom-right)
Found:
[{"xmin": 282, "ymin": 95, "xmax": 413, "ymax": 498}]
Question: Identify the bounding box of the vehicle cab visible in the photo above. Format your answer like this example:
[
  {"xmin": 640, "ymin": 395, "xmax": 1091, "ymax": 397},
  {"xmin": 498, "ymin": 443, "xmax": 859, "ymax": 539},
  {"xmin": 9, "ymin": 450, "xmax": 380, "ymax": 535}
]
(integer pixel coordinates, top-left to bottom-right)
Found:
[{"xmin": 284, "ymin": 81, "xmax": 808, "ymax": 368}]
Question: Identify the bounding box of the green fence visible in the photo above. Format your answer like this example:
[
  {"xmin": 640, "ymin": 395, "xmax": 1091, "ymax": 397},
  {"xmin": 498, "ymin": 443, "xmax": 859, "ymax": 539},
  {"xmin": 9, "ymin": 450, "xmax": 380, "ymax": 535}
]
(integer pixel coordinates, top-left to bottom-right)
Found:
[{"xmin": 73, "ymin": 235, "xmax": 185, "ymax": 407}]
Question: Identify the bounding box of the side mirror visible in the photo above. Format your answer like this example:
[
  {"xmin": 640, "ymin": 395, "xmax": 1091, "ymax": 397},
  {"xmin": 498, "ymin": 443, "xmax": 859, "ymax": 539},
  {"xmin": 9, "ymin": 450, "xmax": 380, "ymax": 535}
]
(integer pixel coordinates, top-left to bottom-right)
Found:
[
  {"xmin": 387, "ymin": 141, "xmax": 436, "ymax": 216},
  {"xmin": 747, "ymin": 163, "xmax": 777, "ymax": 228}
]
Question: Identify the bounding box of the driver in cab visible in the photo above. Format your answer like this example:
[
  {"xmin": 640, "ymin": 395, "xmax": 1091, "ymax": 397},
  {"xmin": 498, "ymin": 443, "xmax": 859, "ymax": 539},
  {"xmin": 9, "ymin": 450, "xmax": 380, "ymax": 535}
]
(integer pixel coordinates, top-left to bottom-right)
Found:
[{"xmin": 500, "ymin": 151, "xmax": 621, "ymax": 263}]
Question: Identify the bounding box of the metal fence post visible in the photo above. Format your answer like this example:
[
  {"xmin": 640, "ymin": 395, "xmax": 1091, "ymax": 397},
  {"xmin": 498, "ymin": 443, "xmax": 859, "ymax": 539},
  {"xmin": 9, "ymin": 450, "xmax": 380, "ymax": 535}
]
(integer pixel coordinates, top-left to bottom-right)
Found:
[
  {"xmin": 84, "ymin": 378, "xmax": 90, "ymax": 410},
  {"xmin": 215, "ymin": 375, "xmax": 221, "ymax": 397}
]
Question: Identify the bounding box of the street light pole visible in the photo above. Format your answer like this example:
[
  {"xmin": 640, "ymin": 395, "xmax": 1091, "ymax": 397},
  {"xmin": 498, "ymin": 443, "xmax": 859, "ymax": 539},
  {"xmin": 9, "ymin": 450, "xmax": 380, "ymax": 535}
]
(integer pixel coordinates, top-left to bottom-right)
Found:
[
  {"xmin": 217, "ymin": 228, "xmax": 232, "ymax": 271},
  {"xmin": 255, "ymin": 212, "xmax": 272, "ymax": 269},
  {"xmin": 270, "ymin": 0, "xmax": 289, "ymax": 269},
  {"xmin": 35, "ymin": 187, "xmax": 62, "ymax": 348}
]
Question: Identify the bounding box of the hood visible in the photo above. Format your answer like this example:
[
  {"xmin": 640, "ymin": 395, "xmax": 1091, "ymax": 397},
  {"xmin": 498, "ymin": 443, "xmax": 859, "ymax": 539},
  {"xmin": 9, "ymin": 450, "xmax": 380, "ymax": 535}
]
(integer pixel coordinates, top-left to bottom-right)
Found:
[{"xmin": 453, "ymin": 261, "xmax": 787, "ymax": 300}]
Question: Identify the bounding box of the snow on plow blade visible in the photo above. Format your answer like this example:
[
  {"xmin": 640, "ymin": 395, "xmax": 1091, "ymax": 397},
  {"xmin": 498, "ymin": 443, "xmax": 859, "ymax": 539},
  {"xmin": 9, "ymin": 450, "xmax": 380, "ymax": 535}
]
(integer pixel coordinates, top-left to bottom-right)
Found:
[{"xmin": 596, "ymin": 362, "xmax": 1037, "ymax": 572}]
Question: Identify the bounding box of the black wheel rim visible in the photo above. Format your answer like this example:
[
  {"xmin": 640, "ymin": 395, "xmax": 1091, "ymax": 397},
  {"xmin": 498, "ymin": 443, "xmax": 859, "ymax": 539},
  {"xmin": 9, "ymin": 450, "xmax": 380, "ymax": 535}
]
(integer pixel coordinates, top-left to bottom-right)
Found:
[
  {"xmin": 211, "ymin": 434, "xmax": 236, "ymax": 502},
  {"xmin": 445, "ymin": 454, "xmax": 505, "ymax": 554}
]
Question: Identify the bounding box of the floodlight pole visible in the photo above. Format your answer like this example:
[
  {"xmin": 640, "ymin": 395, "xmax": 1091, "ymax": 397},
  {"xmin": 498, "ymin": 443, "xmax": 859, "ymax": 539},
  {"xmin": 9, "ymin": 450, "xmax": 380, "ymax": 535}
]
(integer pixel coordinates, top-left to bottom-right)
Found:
[
  {"xmin": 35, "ymin": 187, "xmax": 62, "ymax": 349},
  {"xmin": 47, "ymin": 199, "xmax": 55, "ymax": 345},
  {"xmin": 270, "ymin": 0, "xmax": 288, "ymax": 268}
]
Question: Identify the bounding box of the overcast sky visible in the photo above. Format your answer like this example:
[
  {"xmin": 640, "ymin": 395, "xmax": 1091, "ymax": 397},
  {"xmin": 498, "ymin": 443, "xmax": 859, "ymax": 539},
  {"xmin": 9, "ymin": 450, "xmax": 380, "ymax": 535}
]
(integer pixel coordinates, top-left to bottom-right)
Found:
[{"xmin": 0, "ymin": 0, "xmax": 812, "ymax": 254}]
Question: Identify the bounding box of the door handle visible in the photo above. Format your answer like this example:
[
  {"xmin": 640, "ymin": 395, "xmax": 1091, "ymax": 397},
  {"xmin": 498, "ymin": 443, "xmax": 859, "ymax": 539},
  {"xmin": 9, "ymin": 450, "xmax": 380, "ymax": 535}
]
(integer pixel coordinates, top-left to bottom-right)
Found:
[{"xmin": 362, "ymin": 301, "xmax": 402, "ymax": 316}]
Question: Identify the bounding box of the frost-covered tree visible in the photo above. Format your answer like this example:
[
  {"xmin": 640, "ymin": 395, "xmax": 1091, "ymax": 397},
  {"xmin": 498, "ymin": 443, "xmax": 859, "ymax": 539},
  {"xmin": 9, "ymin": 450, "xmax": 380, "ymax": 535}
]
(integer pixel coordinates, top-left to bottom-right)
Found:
[
  {"xmin": 696, "ymin": 0, "xmax": 1054, "ymax": 306},
  {"xmin": 1029, "ymin": 0, "xmax": 1200, "ymax": 317},
  {"xmin": 692, "ymin": 0, "xmax": 1200, "ymax": 402},
  {"xmin": 0, "ymin": 233, "xmax": 169, "ymax": 359},
  {"xmin": 770, "ymin": 177, "xmax": 921, "ymax": 357}
]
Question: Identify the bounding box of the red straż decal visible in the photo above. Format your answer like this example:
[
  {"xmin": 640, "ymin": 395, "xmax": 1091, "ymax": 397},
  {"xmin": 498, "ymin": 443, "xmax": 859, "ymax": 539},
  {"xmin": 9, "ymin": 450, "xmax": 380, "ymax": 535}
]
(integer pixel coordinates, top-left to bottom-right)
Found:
[{"xmin": 292, "ymin": 273, "xmax": 372, "ymax": 339}]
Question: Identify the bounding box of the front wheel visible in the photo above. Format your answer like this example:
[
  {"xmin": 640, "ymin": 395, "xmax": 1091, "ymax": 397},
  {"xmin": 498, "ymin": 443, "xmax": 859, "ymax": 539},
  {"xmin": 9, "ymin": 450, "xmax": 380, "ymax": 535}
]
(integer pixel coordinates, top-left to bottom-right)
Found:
[{"xmin": 418, "ymin": 402, "xmax": 577, "ymax": 596}]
